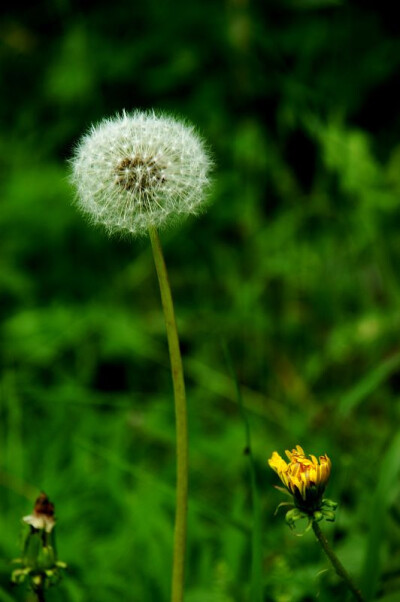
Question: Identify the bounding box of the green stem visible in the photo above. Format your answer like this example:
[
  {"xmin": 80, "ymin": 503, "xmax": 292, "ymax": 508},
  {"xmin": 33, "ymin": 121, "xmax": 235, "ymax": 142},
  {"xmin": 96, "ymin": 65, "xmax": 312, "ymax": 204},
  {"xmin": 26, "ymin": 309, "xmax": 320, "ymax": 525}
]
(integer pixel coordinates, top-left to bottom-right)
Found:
[
  {"xmin": 148, "ymin": 227, "xmax": 188, "ymax": 602},
  {"xmin": 34, "ymin": 585, "xmax": 46, "ymax": 602},
  {"xmin": 312, "ymin": 521, "xmax": 364, "ymax": 602}
]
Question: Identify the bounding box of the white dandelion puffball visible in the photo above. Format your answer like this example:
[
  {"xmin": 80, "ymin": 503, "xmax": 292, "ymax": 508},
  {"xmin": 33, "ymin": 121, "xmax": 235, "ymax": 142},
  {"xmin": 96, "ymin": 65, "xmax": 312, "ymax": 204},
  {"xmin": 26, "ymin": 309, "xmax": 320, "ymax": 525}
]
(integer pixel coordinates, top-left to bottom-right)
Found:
[{"xmin": 71, "ymin": 110, "xmax": 212, "ymax": 236}]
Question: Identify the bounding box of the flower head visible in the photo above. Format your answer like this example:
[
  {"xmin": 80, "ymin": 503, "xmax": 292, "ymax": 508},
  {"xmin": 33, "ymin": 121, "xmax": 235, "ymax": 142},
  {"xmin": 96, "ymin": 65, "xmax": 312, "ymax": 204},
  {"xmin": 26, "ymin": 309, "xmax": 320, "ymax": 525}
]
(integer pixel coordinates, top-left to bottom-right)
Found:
[
  {"xmin": 269, "ymin": 445, "xmax": 331, "ymax": 508},
  {"xmin": 268, "ymin": 445, "xmax": 336, "ymax": 528},
  {"xmin": 70, "ymin": 110, "xmax": 212, "ymax": 236}
]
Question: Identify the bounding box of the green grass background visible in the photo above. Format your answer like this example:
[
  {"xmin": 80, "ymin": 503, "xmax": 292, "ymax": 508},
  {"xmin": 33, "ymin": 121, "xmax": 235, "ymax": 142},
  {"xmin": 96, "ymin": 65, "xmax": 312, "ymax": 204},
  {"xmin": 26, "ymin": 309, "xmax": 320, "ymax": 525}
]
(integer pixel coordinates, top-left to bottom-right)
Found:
[{"xmin": 1, "ymin": 1, "xmax": 400, "ymax": 600}]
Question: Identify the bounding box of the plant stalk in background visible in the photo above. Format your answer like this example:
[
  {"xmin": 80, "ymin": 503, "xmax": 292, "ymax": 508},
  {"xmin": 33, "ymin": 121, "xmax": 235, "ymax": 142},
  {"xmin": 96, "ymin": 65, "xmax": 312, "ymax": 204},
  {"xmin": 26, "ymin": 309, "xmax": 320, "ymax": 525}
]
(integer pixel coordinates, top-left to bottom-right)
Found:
[{"xmin": 224, "ymin": 344, "xmax": 263, "ymax": 602}]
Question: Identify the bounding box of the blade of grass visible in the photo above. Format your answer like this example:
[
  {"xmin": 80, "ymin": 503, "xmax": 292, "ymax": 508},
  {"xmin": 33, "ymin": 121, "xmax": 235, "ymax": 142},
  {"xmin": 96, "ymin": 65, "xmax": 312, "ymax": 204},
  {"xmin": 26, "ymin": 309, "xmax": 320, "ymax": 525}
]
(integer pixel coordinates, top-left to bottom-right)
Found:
[
  {"xmin": 223, "ymin": 343, "xmax": 263, "ymax": 602},
  {"xmin": 76, "ymin": 438, "xmax": 251, "ymax": 536},
  {"xmin": 338, "ymin": 352, "xmax": 400, "ymax": 416},
  {"xmin": 2, "ymin": 371, "xmax": 24, "ymax": 478},
  {"xmin": 360, "ymin": 431, "xmax": 400, "ymax": 600},
  {"xmin": 0, "ymin": 588, "xmax": 15, "ymax": 602}
]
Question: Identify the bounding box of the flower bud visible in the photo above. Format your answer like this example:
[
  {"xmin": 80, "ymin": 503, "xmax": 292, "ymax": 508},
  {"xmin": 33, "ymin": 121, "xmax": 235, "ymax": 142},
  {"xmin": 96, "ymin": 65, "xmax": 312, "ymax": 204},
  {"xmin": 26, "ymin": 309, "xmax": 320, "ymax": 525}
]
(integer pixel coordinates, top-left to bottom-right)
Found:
[
  {"xmin": 269, "ymin": 445, "xmax": 338, "ymax": 528},
  {"xmin": 11, "ymin": 493, "xmax": 67, "ymax": 594}
]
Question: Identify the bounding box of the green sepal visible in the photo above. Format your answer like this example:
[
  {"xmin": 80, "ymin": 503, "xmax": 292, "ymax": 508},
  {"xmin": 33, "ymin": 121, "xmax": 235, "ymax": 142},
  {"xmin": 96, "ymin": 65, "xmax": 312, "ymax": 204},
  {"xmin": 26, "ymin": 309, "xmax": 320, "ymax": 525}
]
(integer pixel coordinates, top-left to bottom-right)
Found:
[
  {"xmin": 11, "ymin": 567, "xmax": 30, "ymax": 585},
  {"xmin": 274, "ymin": 485, "xmax": 293, "ymax": 498},
  {"xmin": 321, "ymin": 498, "xmax": 338, "ymax": 522},
  {"xmin": 313, "ymin": 511, "xmax": 323, "ymax": 522},
  {"xmin": 321, "ymin": 508, "xmax": 336, "ymax": 522},
  {"xmin": 322, "ymin": 498, "xmax": 338, "ymax": 510},
  {"xmin": 285, "ymin": 507, "xmax": 307, "ymax": 528},
  {"xmin": 274, "ymin": 501, "xmax": 294, "ymax": 516}
]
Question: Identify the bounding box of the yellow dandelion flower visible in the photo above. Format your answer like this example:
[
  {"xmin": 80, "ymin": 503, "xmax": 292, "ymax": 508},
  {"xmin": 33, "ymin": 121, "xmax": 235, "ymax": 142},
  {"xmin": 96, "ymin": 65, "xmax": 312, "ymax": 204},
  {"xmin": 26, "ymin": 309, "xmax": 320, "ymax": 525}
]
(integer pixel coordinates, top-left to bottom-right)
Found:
[
  {"xmin": 268, "ymin": 450, "xmax": 361, "ymax": 598},
  {"xmin": 268, "ymin": 445, "xmax": 331, "ymax": 513}
]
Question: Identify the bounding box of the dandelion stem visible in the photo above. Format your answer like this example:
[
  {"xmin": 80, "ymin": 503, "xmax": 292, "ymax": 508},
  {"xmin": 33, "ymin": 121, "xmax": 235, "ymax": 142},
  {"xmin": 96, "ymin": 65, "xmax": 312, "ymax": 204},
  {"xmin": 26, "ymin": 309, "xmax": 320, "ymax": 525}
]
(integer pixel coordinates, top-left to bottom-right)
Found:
[
  {"xmin": 149, "ymin": 226, "xmax": 188, "ymax": 602},
  {"xmin": 35, "ymin": 584, "xmax": 46, "ymax": 602},
  {"xmin": 312, "ymin": 520, "xmax": 364, "ymax": 601}
]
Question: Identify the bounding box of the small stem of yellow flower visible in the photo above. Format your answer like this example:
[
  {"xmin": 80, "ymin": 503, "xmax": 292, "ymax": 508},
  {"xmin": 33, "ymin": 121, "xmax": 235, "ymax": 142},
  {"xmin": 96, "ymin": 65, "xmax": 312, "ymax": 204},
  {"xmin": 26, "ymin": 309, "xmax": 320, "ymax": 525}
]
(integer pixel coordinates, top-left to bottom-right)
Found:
[
  {"xmin": 35, "ymin": 584, "xmax": 46, "ymax": 602},
  {"xmin": 312, "ymin": 520, "xmax": 364, "ymax": 601},
  {"xmin": 148, "ymin": 226, "xmax": 188, "ymax": 602}
]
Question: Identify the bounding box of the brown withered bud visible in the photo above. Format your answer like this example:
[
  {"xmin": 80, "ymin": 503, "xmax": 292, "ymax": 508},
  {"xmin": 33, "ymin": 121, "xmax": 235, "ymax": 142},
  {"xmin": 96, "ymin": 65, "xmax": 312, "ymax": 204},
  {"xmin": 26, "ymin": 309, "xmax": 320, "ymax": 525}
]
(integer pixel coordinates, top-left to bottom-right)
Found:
[{"xmin": 23, "ymin": 492, "xmax": 56, "ymax": 533}]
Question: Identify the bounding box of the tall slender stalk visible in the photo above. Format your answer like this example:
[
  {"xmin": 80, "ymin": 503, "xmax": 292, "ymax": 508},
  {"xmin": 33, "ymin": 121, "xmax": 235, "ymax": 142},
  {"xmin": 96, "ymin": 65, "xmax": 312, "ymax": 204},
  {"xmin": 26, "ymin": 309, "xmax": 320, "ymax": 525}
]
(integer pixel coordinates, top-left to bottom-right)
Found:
[
  {"xmin": 148, "ymin": 226, "xmax": 188, "ymax": 602},
  {"xmin": 312, "ymin": 520, "xmax": 364, "ymax": 602}
]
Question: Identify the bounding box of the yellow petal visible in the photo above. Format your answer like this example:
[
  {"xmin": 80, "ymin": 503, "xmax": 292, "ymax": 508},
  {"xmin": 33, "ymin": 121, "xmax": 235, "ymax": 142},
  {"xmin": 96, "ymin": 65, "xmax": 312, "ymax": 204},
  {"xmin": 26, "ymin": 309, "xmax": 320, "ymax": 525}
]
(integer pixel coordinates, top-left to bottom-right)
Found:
[
  {"xmin": 299, "ymin": 479, "xmax": 307, "ymax": 500},
  {"xmin": 268, "ymin": 451, "xmax": 286, "ymax": 472},
  {"xmin": 291, "ymin": 463, "xmax": 301, "ymax": 477},
  {"xmin": 285, "ymin": 449, "xmax": 293, "ymax": 461},
  {"xmin": 281, "ymin": 472, "xmax": 289, "ymax": 488}
]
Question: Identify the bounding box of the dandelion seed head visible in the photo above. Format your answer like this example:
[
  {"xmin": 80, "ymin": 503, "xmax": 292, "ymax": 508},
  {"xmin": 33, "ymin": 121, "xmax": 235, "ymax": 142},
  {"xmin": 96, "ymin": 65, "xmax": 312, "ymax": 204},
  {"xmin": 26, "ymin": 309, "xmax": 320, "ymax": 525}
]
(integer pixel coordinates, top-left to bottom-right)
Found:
[{"xmin": 70, "ymin": 110, "xmax": 213, "ymax": 236}]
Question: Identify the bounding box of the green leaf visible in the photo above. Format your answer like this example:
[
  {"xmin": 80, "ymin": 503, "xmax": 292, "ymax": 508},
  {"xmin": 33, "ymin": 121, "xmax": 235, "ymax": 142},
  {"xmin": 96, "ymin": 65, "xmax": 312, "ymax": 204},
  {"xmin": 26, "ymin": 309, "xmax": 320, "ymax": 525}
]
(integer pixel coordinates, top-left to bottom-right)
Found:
[
  {"xmin": 360, "ymin": 431, "xmax": 400, "ymax": 600},
  {"xmin": 338, "ymin": 352, "xmax": 400, "ymax": 416},
  {"xmin": 223, "ymin": 343, "xmax": 263, "ymax": 602}
]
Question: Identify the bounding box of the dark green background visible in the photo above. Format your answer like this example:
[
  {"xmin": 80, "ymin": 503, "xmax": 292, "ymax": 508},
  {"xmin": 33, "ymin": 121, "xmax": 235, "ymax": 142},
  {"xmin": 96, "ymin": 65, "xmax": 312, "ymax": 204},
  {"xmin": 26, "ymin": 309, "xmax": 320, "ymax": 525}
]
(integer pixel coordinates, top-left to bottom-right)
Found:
[{"xmin": 1, "ymin": 1, "xmax": 400, "ymax": 600}]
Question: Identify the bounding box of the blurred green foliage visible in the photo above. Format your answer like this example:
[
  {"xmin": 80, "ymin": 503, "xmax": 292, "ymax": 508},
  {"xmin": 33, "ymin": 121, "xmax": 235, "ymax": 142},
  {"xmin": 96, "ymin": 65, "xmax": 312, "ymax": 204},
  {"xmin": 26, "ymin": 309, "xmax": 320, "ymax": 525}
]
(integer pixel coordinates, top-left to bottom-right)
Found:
[{"xmin": 1, "ymin": 1, "xmax": 400, "ymax": 600}]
